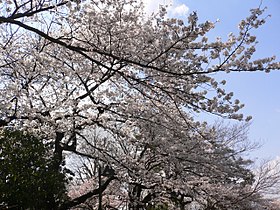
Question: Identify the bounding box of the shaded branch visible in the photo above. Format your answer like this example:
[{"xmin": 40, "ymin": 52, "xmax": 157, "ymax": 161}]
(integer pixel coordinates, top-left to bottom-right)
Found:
[{"xmin": 59, "ymin": 176, "xmax": 116, "ymax": 210}]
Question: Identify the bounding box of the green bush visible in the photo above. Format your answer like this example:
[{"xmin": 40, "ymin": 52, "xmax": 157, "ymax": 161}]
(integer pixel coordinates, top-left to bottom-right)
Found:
[{"xmin": 0, "ymin": 129, "xmax": 68, "ymax": 209}]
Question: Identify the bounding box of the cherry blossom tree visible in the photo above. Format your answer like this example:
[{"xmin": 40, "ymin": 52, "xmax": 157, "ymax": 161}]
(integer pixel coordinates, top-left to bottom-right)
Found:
[
  {"xmin": 66, "ymin": 122, "xmax": 263, "ymax": 210},
  {"xmin": 0, "ymin": 0, "xmax": 280, "ymax": 209}
]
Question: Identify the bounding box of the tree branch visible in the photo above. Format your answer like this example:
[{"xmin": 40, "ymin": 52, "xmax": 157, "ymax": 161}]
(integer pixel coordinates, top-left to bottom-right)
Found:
[{"xmin": 59, "ymin": 176, "xmax": 116, "ymax": 210}]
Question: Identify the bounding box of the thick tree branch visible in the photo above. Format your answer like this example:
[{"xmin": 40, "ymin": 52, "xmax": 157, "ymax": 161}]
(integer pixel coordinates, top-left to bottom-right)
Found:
[
  {"xmin": 0, "ymin": 16, "xmax": 198, "ymax": 77},
  {"xmin": 59, "ymin": 176, "xmax": 116, "ymax": 210}
]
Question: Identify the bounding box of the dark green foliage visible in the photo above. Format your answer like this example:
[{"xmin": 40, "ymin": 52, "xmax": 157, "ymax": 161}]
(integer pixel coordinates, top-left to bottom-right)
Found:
[
  {"xmin": 0, "ymin": 129, "xmax": 68, "ymax": 209},
  {"xmin": 147, "ymin": 203, "xmax": 169, "ymax": 210}
]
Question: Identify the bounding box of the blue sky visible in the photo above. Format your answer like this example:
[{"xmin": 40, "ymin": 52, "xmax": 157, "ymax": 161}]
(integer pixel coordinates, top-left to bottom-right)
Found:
[{"xmin": 145, "ymin": 0, "xmax": 280, "ymax": 160}]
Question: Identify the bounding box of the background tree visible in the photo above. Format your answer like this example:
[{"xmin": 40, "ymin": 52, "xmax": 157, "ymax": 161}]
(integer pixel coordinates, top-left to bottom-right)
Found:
[
  {"xmin": 66, "ymin": 122, "xmax": 265, "ymax": 209},
  {"xmin": 0, "ymin": 0, "xmax": 280, "ymax": 209},
  {"xmin": 0, "ymin": 129, "xmax": 68, "ymax": 209}
]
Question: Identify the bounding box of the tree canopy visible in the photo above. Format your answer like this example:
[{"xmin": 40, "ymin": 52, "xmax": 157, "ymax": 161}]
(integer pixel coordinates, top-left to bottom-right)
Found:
[{"xmin": 0, "ymin": 0, "xmax": 280, "ymax": 209}]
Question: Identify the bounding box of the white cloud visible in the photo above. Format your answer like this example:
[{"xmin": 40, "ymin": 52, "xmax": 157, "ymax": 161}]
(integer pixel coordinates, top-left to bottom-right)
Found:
[
  {"xmin": 142, "ymin": 0, "xmax": 171, "ymax": 14},
  {"xmin": 171, "ymin": 4, "xmax": 189, "ymax": 16},
  {"xmin": 142, "ymin": 0, "xmax": 189, "ymax": 17}
]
